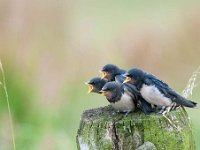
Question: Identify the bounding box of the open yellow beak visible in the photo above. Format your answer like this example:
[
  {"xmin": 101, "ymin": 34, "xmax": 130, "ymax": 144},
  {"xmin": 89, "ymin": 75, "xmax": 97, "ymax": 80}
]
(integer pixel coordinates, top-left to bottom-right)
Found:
[
  {"xmin": 101, "ymin": 71, "xmax": 107, "ymax": 79},
  {"xmin": 123, "ymin": 77, "xmax": 132, "ymax": 83},
  {"xmin": 87, "ymin": 85, "xmax": 93, "ymax": 93},
  {"xmin": 100, "ymin": 91, "xmax": 106, "ymax": 96}
]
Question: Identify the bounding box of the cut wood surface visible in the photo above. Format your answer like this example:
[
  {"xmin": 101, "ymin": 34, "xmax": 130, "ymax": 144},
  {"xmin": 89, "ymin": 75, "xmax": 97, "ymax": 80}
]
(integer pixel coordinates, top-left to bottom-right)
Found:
[{"xmin": 76, "ymin": 106, "xmax": 195, "ymax": 150}]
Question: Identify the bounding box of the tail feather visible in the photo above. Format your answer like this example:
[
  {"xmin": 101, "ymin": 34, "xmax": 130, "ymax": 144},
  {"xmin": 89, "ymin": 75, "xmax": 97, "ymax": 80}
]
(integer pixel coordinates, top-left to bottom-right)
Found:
[
  {"xmin": 188, "ymin": 100, "xmax": 197, "ymax": 108},
  {"xmin": 175, "ymin": 95, "xmax": 197, "ymax": 108}
]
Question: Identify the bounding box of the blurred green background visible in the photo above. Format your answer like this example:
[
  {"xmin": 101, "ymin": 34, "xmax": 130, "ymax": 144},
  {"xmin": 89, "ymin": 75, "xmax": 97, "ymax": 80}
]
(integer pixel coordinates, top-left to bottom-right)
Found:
[{"xmin": 0, "ymin": 0, "xmax": 200, "ymax": 149}]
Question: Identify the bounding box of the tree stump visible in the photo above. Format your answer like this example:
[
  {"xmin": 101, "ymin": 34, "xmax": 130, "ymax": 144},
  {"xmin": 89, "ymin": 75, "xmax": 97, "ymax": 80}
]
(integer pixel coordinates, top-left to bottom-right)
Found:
[{"xmin": 76, "ymin": 106, "xmax": 195, "ymax": 150}]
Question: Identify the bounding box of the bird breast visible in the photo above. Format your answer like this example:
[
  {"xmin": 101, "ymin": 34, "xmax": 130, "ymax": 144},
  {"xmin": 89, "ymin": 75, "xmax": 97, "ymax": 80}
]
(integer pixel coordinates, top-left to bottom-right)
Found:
[
  {"xmin": 111, "ymin": 93, "xmax": 135, "ymax": 112},
  {"xmin": 140, "ymin": 84, "xmax": 172, "ymax": 107}
]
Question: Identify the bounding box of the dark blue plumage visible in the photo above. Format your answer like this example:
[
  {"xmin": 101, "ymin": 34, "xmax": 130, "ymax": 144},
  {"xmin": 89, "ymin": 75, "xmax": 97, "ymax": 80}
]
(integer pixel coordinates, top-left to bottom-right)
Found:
[
  {"xmin": 115, "ymin": 75, "xmax": 126, "ymax": 84},
  {"xmin": 124, "ymin": 68, "xmax": 197, "ymax": 108},
  {"xmin": 100, "ymin": 64, "xmax": 126, "ymax": 82},
  {"xmin": 123, "ymin": 83, "xmax": 154, "ymax": 114},
  {"xmin": 86, "ymin": 65, "xmax": 155, "ymax": 114},
  {"xmin": 100, "ymin": 81, "xmax": 154, "ymax": 114},
  {"xmin": 95, "ymin": 64, "xmax": 154, "ymax": 114},
  {"xmin": 85, "ymin": 77, "xmax": 107, "ymax": 94},
  {"xmin": 100, "ymin": 81, "xmax": 136, "ymax": 113}
]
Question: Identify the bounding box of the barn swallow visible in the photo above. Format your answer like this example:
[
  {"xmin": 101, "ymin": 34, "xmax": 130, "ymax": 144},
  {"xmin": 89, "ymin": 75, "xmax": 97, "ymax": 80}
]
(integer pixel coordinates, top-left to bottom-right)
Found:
[
  {"xmin": 123, "ymin": 68, "xmax": 197, "ymax": 111},
  {"xmin": 100, "ymin": 64, "xmax": 126, "ymax": 82},
  {"xmin": 100, "ymin": 81, "xmax": 136, "ymax": 114},
  {"xmin": 85, "ymin": 77, "xmax": 107, "ymax": 94},
  {"xmin": 100, "ymin": 81, "xmax": 154, "ymax": 114}
]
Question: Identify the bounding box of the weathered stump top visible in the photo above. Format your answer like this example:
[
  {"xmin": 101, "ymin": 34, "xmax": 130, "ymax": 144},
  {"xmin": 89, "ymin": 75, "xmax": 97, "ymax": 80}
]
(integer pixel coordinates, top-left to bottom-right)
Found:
[{"xmin": 77, "ymin": 106, "xmax": 195, "ymax": 150}]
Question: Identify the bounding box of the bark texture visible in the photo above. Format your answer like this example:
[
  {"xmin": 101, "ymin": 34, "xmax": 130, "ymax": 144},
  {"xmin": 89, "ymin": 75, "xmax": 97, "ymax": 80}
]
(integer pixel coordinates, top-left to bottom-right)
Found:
[{"xmin": 76, "ymin": 106, "xmax": 195, "ymax": 150}]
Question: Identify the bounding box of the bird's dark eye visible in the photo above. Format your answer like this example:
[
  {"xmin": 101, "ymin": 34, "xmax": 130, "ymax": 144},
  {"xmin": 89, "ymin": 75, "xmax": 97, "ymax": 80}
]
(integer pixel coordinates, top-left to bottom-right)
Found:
[
  {"xmin": 102, "ymin": 68, "xmax": 106, "ymax": 71},
  {"xmin": 103, "ymin": 69, "xmax": 107, "ymax": 72},
  {"xmin": 90, "ymin": 81, "xmax": 94, "ymax": 84},
  {"xmin": 126, "ymin": 75, "xmax": 131, "ymax": 77}
]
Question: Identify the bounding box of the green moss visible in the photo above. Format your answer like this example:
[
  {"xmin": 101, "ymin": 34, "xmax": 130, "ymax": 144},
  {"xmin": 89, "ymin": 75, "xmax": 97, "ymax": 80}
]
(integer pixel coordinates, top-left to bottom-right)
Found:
[{"xmin": 77, "ymin": 106, "xmax": 195, "ymax": 150}]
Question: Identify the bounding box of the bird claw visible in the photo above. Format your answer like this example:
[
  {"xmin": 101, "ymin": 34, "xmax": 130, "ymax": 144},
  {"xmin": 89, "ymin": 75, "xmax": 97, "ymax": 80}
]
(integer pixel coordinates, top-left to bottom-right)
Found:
[
  {"xmin": 158, "ymin": 102, "xmax": 178, "ymax": 115},
  {"xmin": 170, "ymin": 102, "xmax": 177, "ymax": 110},
  {"xmin": 158, "ymin": 106, "xmax": 168, "ymax": 115},
  {"xmin": 159, "ymin": 107, "xmax": 171, "ymax": 115}
]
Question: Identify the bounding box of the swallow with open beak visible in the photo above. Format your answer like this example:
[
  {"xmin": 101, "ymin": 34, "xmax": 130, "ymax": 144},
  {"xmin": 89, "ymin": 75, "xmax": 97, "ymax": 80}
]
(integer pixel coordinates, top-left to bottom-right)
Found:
[
  {"xmin": 123, "ymin": 68, "xmax": 197, "ymax": 113},
  {"xmin": 85, "ymin": 77, "xmax": 107, "ymax": 94},
  {"xmin": 100, "ymin": 64, "xmax": 126, "ymax": 82}
]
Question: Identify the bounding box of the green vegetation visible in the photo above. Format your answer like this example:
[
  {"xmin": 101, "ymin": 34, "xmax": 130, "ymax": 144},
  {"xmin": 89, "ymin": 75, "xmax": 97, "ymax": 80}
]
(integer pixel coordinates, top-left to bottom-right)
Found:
[
  {"xmin": 0, "ymin": 61, "xmax": 16, "ymax": 150},
  {"xmin": 77, "ymin": 106, "xmax": 195, "ymax": 150},
  {"xmin": 0, "ymin": 0, "xmax": 200, "ymax": 149}
]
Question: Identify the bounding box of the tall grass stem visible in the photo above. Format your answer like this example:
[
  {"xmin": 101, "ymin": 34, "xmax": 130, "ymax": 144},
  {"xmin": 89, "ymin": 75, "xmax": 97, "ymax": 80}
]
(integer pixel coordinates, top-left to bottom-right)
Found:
[
  {"xmin": 0, "ymin": 60, "xmax": 16, "ymax": 150},
  {"xmin": 182, "ymin": 66, "xmax": 200, "ymax": 98}
]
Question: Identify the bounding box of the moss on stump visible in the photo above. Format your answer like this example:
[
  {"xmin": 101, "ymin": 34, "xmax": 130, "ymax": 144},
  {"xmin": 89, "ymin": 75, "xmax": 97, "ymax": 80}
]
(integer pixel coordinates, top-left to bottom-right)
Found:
[{"xmin": 76, "ymin": 106, "xmax": 195, "ymax": 150}]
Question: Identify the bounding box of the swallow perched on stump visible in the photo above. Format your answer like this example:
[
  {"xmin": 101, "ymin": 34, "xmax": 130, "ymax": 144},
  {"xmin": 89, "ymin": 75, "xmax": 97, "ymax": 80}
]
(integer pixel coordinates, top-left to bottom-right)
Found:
[
  {"xmin": 100, "ymin": 64, "xmax": 126, "ymax": 82},
  {"xmin": 100, "ymin": 81, "xmax": 154, "ymax": 115},
  {"xmin": 100, "ymin": 81, "xmax": 136, "ymax": 115},
  {"xmin": 124, "ymin": 68, "xmax": 197, "ymax": 114}
]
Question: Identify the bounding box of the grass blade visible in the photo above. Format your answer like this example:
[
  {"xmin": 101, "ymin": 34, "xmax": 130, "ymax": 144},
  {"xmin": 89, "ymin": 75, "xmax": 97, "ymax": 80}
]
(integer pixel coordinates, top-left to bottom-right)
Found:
[
  {"xmin": 182, "ymin": 66, "xmax": 200, "ymax": 98},
  {"xmin": 0, "ymin": 60, "xmax": 16, "ymax": 150}
]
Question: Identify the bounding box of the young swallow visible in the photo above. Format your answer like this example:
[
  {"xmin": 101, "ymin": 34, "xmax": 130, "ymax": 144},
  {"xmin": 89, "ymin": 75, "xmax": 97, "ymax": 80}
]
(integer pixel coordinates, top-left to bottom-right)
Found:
[
  {"xmin": 100, "ymin": 81, "xmax": 154, "ymax": 114},
  {"xmin": 123, "ymin": 68, "xmax": 197, "ymax": 110},
  {"xmin": 100, "ymin": 81, "xmax": 136, "ymax": 114},
  {"xmin": 85, "ymin": 77, "xmax": 107, "ymax": 94},
  {"xmin": 100, "ymin": 64, "xmax": 126, "ymax": 82}
]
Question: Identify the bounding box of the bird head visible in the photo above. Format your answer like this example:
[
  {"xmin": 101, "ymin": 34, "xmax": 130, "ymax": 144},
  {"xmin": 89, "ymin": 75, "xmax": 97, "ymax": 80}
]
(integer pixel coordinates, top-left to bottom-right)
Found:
[
  {"xmin": 100, "ymin": 64, "xmax": 120, "ymax": 81},
  {"xmin": 123, "ymin": 68, "xmax": 145, "ymax": 84},
  {"xmin": 100, "ymin": 82, "xmax": 121, "ymax": 101},
  {"xmin": 85, "ymin": 77, "xmax": 107, "ymax": 94}
]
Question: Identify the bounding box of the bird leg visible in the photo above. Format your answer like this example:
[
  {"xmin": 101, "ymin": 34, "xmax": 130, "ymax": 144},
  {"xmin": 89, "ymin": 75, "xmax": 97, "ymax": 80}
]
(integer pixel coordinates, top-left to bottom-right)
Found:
[
  {"xmin": 158, "ymin": 102, "xmax": 177, "ymax": 115},
  {"xmin": 158, "ymin": 103, "xmax": 180, "ymax": 131},
  {"xmin": 158, "ymin": 106, "xmax": 168, "ymax": 115},
  {"xmin": 170, "ymin": 102, "xmax": 177, "ymax": 110}
]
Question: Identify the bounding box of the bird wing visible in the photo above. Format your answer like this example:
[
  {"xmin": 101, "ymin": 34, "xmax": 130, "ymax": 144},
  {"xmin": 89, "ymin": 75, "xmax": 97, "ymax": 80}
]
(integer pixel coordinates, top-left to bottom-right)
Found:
[
  {"xmin": 115, "ymin": 75, "xmax": 126, "ymax": 84},
  {"xmin": 123, "ymin": 83, "xmax": 140, "ymax": 98},
  {"xmin": 123, "ymin": 83, "xmax": 155, "ymax": 114},
  {"xmin": 138, "ymin": 98, "xmax": 155, "ymax": 114},
  {"xmin": 145, "ymin": 74, "xmax": 197, "ymax": 107},
  {"xmin": 145, "ymin": 73, "xmax": 169, "ymax": 88}
]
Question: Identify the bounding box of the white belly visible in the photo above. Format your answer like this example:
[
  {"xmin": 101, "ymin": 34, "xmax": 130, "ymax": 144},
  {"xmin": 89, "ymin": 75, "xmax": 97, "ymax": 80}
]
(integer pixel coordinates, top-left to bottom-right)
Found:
[
  {"xmin": 111, "ymin": 93, "xmax": 135, "ymax": 112},
  {"xmin": 140, "ymin": 84, "xmax": 172, "ymax": 107}
]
